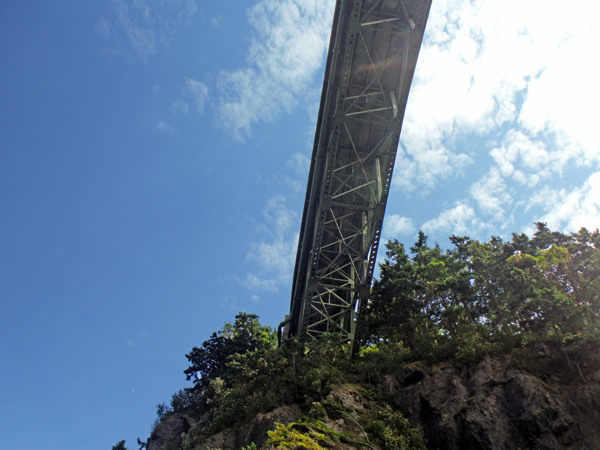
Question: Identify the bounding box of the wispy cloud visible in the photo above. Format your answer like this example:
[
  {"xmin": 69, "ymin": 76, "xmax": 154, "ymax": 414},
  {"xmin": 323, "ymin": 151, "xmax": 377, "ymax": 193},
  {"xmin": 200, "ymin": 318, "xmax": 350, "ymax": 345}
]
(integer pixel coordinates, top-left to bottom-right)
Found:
[
  {"xmin": 422, "ymin": 201, "xmax": 482, "ymax": 236},
  {"xmin": 185, "ymin": 78, "xmax": 209, "ymax": 115},
  {"xmin": 469, "ymin": 168, "xmax": 511, "ymax": 221},
  {"xmin": 245, "ymin": 196, "xmax": 299, "ymax": 295},
  {"xmin": 283, "ymin": 152, "xmax": 311, "ymax": 192},
  {"xmin": 286, "ymin": 152, "xmax": 311, "ymax": 176},
  {"xmin": 97, "ymin": 0, "xmax": 198, "ymax": 62},
  {"xmin": 528, "ymin": 172, "xmax": 600, "ymax": 232},
  {"xmin": 220, "ymin": 295, "xmax": 240, "ymax": 312},
  {"xmin": 393, "ymin": 145, "xmax": 473, "ymax": 194},
  {"xmin": 211, "ymin": 15, "xmax": 223, "ymax": 28},
  {"xmin": 161, "ymin": 77, "xmax": 208, "ymax": 127},
  {"xmin": 215, "ymin": 0, "xmax": 336, "ymax": 141},
  {"xmin": 383, "ymin": 215, "xmax": 416, "ymax": 239},
  {"xmin": 155, "ymin": 121, "xmax": 178, "ymax": 136},
  {"xmin": 171, "ymin": 99, "xmax": 189, "ymax": 115},
  {"xmin": 489, "ymin": 130, "xmax": 551, "ymax": 187},
  {"xmin": 397, "ymin": 0, "xmax": 600, "ymax": 193},
  {"xmin": 390, "ymin": 0, "xmax": 600, "ymax": 239}
]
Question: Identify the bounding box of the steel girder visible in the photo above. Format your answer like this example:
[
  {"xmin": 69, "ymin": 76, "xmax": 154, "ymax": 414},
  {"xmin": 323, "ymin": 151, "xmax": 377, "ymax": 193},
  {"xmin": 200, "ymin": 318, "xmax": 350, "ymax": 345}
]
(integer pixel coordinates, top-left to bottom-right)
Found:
[{"xmin": 287, "ymin": 0, "xmax": 432, "ymax": 347}]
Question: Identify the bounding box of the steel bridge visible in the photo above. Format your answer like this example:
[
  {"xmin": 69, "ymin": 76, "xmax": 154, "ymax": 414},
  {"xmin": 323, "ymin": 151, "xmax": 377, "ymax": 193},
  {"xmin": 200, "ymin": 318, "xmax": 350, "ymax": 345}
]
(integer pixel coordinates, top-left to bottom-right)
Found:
[{"xmin": 281, "ymin": 0, "xmax": 432, "ymax": 349}]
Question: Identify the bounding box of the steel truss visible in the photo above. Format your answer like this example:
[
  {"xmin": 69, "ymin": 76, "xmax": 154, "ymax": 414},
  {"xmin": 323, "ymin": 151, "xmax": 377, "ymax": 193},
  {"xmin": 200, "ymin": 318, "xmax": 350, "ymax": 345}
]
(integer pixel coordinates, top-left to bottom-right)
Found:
[{"xmin": 286, "ymin": 0, "xmax": 432, "ymax": 348}]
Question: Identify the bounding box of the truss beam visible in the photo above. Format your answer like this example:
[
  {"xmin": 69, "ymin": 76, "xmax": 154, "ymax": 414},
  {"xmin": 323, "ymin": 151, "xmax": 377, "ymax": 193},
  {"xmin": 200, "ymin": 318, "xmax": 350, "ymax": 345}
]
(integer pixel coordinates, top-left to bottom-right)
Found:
[{"xmin": 287, "ymin": 0, "xmax": 432, "ymax": 348}]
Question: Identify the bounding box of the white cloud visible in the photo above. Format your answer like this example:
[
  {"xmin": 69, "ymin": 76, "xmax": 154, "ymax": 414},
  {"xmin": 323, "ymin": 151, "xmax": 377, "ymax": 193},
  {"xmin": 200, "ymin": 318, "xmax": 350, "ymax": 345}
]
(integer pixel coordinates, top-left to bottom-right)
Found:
[
  {"xmin": 286, "ymin": 152, "xmax": 311, "ymax": 176},
  {"xmin": 155, "ymin": 121, "xmax": 178, "ymax": 136},
  {"xmin": 393, "ymin": 144, "xmax": 473, "ymax": 193},
  {"xmin": 220, "ymin": 295, "xmax": 240, "ymax": 312},
  {"xmin": 167, "ymin": 79, "xmax": 208, "ymax": 120},
  {"xmin": 383, "ymin": 215, "xmax": 415, "ymax": 239},
  {"xmin": 285, "ymin": 176, "xmax": 303, "ymax": 193},
  {"xmin": 469, "ymin": 167, "xmax": 511, "ymax": 220},
  {"xmin": 185, "ymin": 78, "xmax": 209, "ymax": 115},
  {"xmin": 97, "ymin": 0, "xmax": 198, "ymax": 62},
  {"xmin": 396, "ymin": 0, "xmax": 600, "ymax": 194},
  {"xmin": 518, "ymin": 22, "xmax": 600, "ymax": 168},
  {"xmin": 529, "ymin": 171, "xmax": 600, "ymax": 233},
  {"xmin": 422, "ymin": 202, "xmax": 480, "ymax": 236},
  {"xmin": 282, "ymin": 152, "xmax": 311, "ymax": 193},
  {"xmin": 211, "ymin": 14, "xmax": 223, "ymax": 28},
  {"xmin": 382, "ymin": 0, "xmax": 600, "ymax": 243},
  {"xmin": 215, "ymin": 0, "xmax": 335, "ymax": 140},
  {"xmin": 171, "ymin": 99, "xmax": 189, "ymax": 115},
  {"xmin": 489, "ymin": 130, "xmax": 548, "ymax": 181},
  {"xmin": 245, "ymin": 196, "xmax": 299, "ymax": 294},
  {"xmin": 244, "ymin": 274, "xmax": 279, "ymax": 293}
]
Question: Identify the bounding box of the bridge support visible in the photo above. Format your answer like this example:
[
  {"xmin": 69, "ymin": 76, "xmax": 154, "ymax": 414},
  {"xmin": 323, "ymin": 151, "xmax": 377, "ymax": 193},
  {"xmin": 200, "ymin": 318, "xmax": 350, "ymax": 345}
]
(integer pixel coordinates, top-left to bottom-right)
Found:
[{"xmin": 287, "ymin": 0, "xmax": 432, "ymax": 351}]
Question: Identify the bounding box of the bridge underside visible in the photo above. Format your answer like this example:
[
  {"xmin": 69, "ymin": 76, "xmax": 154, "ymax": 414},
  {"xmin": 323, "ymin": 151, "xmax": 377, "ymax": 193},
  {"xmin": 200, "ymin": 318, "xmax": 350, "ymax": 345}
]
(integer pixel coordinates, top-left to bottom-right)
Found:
[{"xmin": 287, "ymin": 0, "xmax": 432, "ymax": 347}]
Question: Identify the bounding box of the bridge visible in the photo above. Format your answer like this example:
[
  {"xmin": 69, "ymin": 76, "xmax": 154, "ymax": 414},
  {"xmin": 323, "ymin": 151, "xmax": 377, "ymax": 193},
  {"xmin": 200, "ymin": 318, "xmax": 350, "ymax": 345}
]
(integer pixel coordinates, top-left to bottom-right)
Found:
[{"xmin": 280, "ymin": 0, "xmax": 432, "ymax": 349}]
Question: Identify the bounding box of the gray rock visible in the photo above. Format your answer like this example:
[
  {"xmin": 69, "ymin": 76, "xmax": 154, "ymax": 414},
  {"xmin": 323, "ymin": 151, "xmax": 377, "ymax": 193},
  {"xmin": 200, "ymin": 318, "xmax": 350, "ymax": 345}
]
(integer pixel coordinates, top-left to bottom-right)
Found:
[
  {"xmin": 382, "ymin": 356, "xmax": 600, "ymax": 450},
  {"xmin": 196, "ymin": 404, "xmax": 302, "ymax": 450},
  {"xmin": 147, "ymin": 412, "xmax": 203, "ymax": 450},
  {"xmin": 148, "ymin": 404, "xmax": 301, "ymax": 450}
]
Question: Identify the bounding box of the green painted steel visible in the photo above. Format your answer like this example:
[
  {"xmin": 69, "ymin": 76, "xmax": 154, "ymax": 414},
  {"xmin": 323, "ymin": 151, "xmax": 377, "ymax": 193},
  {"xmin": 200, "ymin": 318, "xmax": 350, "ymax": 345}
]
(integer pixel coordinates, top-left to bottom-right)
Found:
[{"xmin": 285, "ymin": 0, "xmax": 432, "ymax": 348}]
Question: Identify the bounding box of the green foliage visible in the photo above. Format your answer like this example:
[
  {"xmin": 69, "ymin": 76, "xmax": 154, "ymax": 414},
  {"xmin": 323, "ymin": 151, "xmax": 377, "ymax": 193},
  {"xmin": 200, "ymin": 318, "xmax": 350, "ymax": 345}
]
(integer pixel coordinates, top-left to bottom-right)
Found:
[
  {"xmin": 266, "ymin": 397, "xmax": 426, "ymax": 450},
  {"xmin": 155, "ymin": 402, "xmax": 172, "ymax": 420},
  {"xmin": 198, "ymin": 333, "xmax": 356, "ymax": 435},
  {"xmin": 266, "ymin": 421, "xmax": 340, "ymax": 450},
  {"xmin": 364, "ymin": 407, "xmax": 426, "ymax": 450},
  {"xmin": 111, "ymin": 440, "xmax": 127, "ymax": 450},
  {"xmin": 184, "ymin": 312, "xmax": 276, "ymax": 390},
  {"xmin": 181, "ymin": 423, "xmax": 202, "ymax": 450},
  {"xmin": 362, "ymin": 223, "xmax": 600, "ymax": 369},
  {"xmin": 171, "ymin": 224, "xmax": 599, "ymax": 449},
  {"xmin": 170, "ymin": 388, "xmax": 200, "ymax": 411},
  {"xmin": 150, "ymin": 402, "xmax": 173, "ymax": 433},
  {"xmin": 511, "ymin": 331, "xmax": 600, "ymax": 383}
]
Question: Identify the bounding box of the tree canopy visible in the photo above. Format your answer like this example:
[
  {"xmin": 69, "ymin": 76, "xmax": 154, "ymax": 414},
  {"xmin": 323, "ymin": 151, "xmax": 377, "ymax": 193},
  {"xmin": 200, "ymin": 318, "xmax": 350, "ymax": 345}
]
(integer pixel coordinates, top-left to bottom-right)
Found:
[
  {"xmin": 111, "ymin": 440, "xmax": 127, "ymax": 450},
  {"xmin": 184, "ymin": 312, "xmax": 276, "ymax": 390},
  {"xmin": 363, "ymin": 223, "xmax": 600, "ymax": 358}
]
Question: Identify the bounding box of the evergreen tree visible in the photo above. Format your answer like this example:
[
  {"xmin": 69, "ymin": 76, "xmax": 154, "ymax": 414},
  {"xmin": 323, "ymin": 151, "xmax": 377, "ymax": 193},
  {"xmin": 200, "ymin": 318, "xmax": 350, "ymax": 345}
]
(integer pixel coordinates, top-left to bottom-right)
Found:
[
  {"xmin": 184, "ymin": 312, "xmax": 275, "ymax": 390},
  {"xmin": 363, "ymin": 225, "xmax": 600, "ymax": 357},
  {"xmin": 111, "ymin": 440, "xmax": 127, "ymax": 450}
]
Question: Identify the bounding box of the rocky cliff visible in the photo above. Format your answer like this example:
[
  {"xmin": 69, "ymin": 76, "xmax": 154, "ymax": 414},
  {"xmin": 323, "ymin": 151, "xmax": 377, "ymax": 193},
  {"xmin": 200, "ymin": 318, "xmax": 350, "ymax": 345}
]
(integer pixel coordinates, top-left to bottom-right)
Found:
[
  {"xmin": 146, "ymin": 355, "xmax": 600, "ymax": 450},
  {"xmin": 382, "ymin": 356, "xmax": 600, "ymax": 449}
]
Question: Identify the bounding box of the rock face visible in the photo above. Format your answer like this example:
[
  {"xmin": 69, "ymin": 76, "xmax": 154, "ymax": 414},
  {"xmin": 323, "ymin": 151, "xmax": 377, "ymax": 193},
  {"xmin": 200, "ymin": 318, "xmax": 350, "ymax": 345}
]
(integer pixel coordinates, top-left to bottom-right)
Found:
[
  {"xmin": 146, "ymin": 405, "xmax": 301, "ymax": 450},
  {"xmin": 147, "ymin": 357, "xmax": 600, "ymax": 450},
  {"xmin": 381, "ymin": 357, "xmax": 600, "ymax": 450},
  {"xmin": 198, "ymin": 404, "xmax": 302, "ymax": 450},
  {"xmin": 147, "ymin": 411, "xmax": 205, "ymax": 450}
]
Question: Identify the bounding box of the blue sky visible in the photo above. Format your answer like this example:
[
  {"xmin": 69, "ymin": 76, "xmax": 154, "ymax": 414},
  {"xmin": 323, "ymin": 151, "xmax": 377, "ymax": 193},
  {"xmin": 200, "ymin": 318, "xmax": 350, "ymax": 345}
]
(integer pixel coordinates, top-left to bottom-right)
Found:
[{"xmin": 1, "ymin": 0, "xmax": 599, "ymax": 448}]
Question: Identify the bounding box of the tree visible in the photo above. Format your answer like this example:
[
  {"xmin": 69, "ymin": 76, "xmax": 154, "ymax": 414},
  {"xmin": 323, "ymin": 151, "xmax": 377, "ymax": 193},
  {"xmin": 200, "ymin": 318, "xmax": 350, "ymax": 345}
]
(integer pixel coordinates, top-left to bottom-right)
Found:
[
  {"xmin": 184, "ymin": 313, "xmax": 275, "ymax": 390},
  {"xmin": 363, "ymin": 225, "xmax": 600, "ymax": 360},
  {"xmin": 365, "ymin": 239, "xmax": 419, "ymax": 348},
  {"xmin": 111, "ymin": 440, "xmax": 127, "ymax": 450}
]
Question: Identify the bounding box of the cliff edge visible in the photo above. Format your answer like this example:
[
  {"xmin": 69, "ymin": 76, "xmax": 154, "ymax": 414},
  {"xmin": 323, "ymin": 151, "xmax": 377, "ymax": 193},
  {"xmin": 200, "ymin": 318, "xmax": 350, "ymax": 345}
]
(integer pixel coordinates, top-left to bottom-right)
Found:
[{"xmin": 147, "ymin": 354, "xmax": 600, "ymax": 450}]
